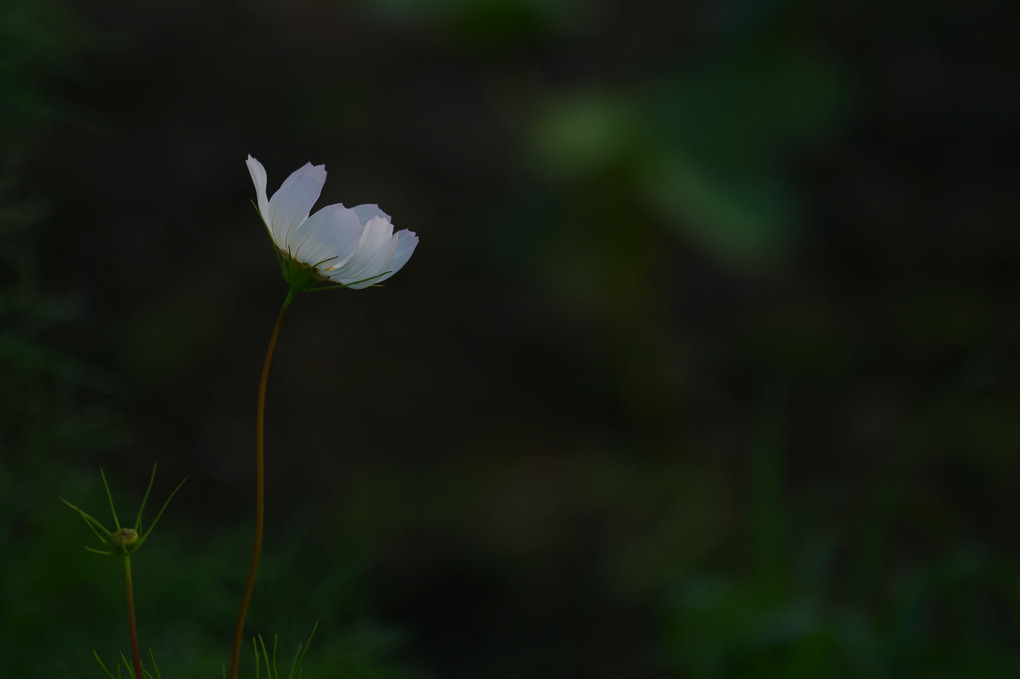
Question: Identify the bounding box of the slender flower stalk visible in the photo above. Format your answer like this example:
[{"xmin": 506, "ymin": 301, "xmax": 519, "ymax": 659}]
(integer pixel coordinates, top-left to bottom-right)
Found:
[
  {"xmin": 230, "ymin": 286, "xmax": 297, "ymax": 679},
  {"xmin": 60, "ymin": 465, "xmax": 183, "ymax": 679},
  {"xmin": 123, "ymin": 555, "xmax": 143, "ymax": 679},
  {"xmin": 230, "ymin": 156, "xmax": 418, "ymax": 679}
]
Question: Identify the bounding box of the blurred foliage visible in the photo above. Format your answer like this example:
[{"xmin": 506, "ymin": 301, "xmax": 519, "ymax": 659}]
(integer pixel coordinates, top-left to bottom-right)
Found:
[
  {"xmin": 529, "ymin": 46, "xmax": 851, "ymax": 271},
  {"xmin": 1, "ymin": 3, "xmax": 125, "ymax": 673},
  {"xmin": 5, "ymin": 0, "xmax": 1020, "ymax": 677},
  {"xmin": 0, "ymin": 1, "xmax": 412, "ymax": 677}
]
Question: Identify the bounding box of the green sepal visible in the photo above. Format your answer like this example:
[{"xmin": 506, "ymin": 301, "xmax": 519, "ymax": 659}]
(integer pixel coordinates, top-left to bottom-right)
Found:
[
  {"xmin": 133, "ymin": 463, "xmax": 188, "ymax": 551},
  {"xmin": 276, "ymin": 252, "xmax": 322, "ymax": 292},
  {"xmin": 100, "ymin": 468, "xmax": 122, "ymax": 531},
  {"xmin": 276, "ymin": 249, "xmax": 394, "ymax": 293},
  {"xmin": 59, "ymin": 496, "xmax": 113, "ymax": 547},
  {"xmin": 61, "ymin": 463, "xmax": 186, "ymax": 557},
  {"xmin": 84, "ymin": 545, "xmax": 115, "ymax": 556}
]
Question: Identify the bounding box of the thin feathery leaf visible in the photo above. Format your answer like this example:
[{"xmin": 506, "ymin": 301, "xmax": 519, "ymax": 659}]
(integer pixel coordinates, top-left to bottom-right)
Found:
[
  {"xmin": 259, "ymin": 635, "xmax": 274, "ymax": 679},
  {"xmin": 253, "ymin": 637, "xmax": 263, "ymax": 679},
  {"xmin": 148, "ymin": 649, "xmax": 162, "ymax": 679},
  {"xmin": 60, "ymin": 496, "xmax": 113, "ymax": 546},
  {"xmin": 265, "ymin": 635, "xmax": 275, "ymax": 679},
  {"xmin": 84, "ymin": 545, "xmax": 114, "ymax": 556},
  {"xmin": 287, "ymin": 644, "xmax": 302, "ymax": 679},
  {"xmin": 79, "ymin": 511, "xmax": 112, "ymax": 537},
  {"xmin": 134, "ymin": 462, "xmax": 160, "ymax": 532},
  {"xmin": 289, "ymin": 622, "xmax": 319, "ymax": 679},
  {"xmin": 118, "ymin": 651, "xmax": 132, "ymax": 676},
  {"xmin": 93, "ymin": 651, "xmax": 117, "ymax": 679},
  {"xmin": 100, "ymin": 468, "xmax": 123, "ymax": 530},
  {"xmin": 136, "ymin": 476, "xmax": 187, "ymax": 549}
]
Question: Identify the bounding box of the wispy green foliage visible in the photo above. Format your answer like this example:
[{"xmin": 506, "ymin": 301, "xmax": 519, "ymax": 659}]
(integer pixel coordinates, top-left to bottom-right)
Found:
[
  {"xmin": 60, "ymin": 464, "xmax": 186, "ymax": 557},
  {"xmin": 252, "ymin": 625, "xmax": 318, "ymax": 679},
  {"xmin": 93, "ymin": 649, "xmax": 163, "ymax": 679}
]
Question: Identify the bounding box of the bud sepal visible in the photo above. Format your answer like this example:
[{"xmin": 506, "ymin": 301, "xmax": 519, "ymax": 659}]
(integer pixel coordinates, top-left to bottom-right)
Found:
[{"xmin": 60, "ymin": 463, "xmax": 186, "ymax": 557}]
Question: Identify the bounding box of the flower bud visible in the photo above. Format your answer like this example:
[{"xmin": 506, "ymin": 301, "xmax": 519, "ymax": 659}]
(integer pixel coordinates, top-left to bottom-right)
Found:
[{"xmin": 110, "ymin": 528, "xmax": 139, "ymax": 553}]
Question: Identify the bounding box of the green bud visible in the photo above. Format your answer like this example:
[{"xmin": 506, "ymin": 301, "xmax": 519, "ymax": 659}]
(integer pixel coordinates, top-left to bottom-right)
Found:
[
  {"xmin": 62, "ymin": 464, "xmax": 186, "ymax": 558},
  {"xmin": 111, "ymin": 528, "xmax": 139, "ymax": 552}
]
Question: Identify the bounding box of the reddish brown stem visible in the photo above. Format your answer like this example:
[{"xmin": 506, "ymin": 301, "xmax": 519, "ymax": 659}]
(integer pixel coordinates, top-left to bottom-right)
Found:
[
  {"xmin": 230, "ymin": 288, "xmax": 296, "ymax": 679},
  {"xmin": 123, "ymin": 556, "xmax": 143, "ymax": 679}
]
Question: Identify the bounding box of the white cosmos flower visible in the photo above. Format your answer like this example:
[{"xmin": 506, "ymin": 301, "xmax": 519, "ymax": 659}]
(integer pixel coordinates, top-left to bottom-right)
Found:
[{"xmin": 246, "ymin": 155, "xmax": 418, "ymax": 290}]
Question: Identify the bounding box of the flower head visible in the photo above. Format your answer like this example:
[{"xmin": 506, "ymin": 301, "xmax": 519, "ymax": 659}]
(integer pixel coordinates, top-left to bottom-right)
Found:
[{"xmin": 246, "ymin": 155, "xmax": 418, "ymax": 291}]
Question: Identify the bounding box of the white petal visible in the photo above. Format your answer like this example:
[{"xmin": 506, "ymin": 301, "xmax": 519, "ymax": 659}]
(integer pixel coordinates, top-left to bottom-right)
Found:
[
  {"xmin": 266, "ymin": 162, "xmax": 327, "ymax": 248},
  {"xmin": 246, "ymin": 155, "xmax": 271, "ymax": 230},
  {"xmin": 347, "ymin": 217, "xmax": 395, "ymax": 269},
  {"xmin": 353, "ymin": 203, "xmax": 391, "ymax": 224},
  {"xmin": 332, "ymin": 217, "xmax": 398, "ymax": 287},
  {"xmin": 383, "ymin": 229, "xmax": 419, "ymax": 279},
  {"xmin": 354, "ymin": 230, "xmax": 417, "ymax": 287},
  {"xmin": 341, "ymin": 248, "xmax": 397, "ymax": 287},
  {"xmin": 289, "ymin": 204, "xmax": 363, "ymax": 267},
  {"xmin": 321, "ymin": 219, "xmax": 388, "ymax": 284}
]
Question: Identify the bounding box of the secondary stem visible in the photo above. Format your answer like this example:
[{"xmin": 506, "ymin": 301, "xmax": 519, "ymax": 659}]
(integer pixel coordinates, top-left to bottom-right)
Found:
[
  {"xmin": 230, "ymin": 287, "xmax": 297, "ymax": 679},
  {"xmin": 123, "ymin": 555, "xmax": 143, "ymax": 679}
]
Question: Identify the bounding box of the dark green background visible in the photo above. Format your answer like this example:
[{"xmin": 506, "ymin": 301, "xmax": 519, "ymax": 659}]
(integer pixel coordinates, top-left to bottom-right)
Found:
[{"xmin": 3, "ymin": 0, "xmax": 1018, "ymax": 677}]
